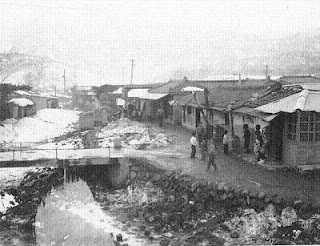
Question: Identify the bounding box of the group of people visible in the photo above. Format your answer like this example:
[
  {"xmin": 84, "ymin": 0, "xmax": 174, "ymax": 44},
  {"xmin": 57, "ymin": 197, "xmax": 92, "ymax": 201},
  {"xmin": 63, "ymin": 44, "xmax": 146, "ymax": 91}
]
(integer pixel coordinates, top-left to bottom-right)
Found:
[
  {"xmin": 190, "ymin": 122, "xmax": 268, "ymax": 170},
  {"xmin": 243, "ymin": 123, "xmax": 268, "ymax": 163},
  {"xmin": 190, "ymin": 122, "xmax": 230, "ymax": 172}
]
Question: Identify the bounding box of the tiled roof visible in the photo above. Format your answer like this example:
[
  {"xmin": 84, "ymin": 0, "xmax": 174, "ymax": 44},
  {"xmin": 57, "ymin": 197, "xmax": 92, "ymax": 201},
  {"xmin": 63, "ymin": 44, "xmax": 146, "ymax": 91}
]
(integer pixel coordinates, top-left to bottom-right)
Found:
[
  {"xmin": 177, "ymin": 86, "xmax": 265, "ymax": 109},
  {"xmin": 244, "ymin": 83, "xmax": 303, "ymax": 108}
]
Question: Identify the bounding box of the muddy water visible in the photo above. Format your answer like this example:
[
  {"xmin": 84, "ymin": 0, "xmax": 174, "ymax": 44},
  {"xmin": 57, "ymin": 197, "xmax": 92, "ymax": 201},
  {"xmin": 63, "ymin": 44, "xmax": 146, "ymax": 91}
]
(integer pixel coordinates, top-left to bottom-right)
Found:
[{"xmin": 34, "ymin": 179, "xmax": 154, "ymax": 246}]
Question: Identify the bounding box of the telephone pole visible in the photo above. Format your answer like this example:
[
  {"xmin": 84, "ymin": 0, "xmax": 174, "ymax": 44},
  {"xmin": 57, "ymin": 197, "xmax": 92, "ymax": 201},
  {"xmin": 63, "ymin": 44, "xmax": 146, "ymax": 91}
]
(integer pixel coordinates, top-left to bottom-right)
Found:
[
  {"xmin": 62, "ymin": 69, "xmax": 66, "ymax": 94},
  {"xmin": 130, "ymin": 59, "xmax": 134, "ymax": 84}
]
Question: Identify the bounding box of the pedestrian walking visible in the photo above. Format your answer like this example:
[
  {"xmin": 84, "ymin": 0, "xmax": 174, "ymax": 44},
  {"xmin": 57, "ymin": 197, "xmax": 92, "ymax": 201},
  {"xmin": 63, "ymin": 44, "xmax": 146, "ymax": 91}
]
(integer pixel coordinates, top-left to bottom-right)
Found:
[
  {"xmin": 196, "ymin": 122, "xmax": 205, "ymax": 144},
  {"xmin": 223, "ymin": 130, "xmax": 229, "ymax": 155},
  {"xmin": 200, "ymin": 139, "xmax": 208, "ymax": 160},
  {"xmin": 190, "ymin": 132, "xmax": 198, "ymax": 159},
  {"xmin": 205, "ymin": 139, "xmax": 217, "ymax": 171},
  {"xmin": 243, "ymin": 124, "xmax": 251, "ymax": 153},
  {"xmin": 157, "ymin": 107, "xmax": 165, "ymax": 127}
]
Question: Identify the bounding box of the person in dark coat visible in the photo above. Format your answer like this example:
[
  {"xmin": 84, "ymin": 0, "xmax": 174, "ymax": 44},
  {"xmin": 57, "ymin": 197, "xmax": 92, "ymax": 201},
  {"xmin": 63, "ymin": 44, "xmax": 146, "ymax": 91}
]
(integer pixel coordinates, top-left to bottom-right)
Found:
[
  {"xmin": 156, "ymin": 107, "xmax": 165, "ymax": 127},
  {"xmin": 243, "ymin": 124, "xmax": 251, "ymax": 153}
]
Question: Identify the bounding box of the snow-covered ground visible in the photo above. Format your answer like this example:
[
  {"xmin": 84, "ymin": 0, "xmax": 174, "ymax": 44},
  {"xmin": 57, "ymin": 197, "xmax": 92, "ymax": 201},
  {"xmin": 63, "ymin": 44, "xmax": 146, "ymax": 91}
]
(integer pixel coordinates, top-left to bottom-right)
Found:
[{"xmin": 0, "ymin": 109, "xmax": 80, "ymax": 148}]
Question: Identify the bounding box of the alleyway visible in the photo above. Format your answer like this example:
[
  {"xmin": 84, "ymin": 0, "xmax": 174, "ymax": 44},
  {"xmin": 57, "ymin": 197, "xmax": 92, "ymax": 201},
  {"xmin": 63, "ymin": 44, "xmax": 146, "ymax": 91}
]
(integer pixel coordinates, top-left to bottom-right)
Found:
[{"xmin": 147, "ymin": 122, "xmax": 320, "ymax": 205}]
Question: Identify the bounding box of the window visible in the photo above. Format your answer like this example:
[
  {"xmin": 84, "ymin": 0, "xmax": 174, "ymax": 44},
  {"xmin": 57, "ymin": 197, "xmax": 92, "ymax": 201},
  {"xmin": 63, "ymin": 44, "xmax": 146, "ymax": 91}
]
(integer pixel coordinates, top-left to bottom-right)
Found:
[
  {"xmin": 187, "ymin": 106, "xmax": 192, "ymax": 115},
  {"xmin": 299, "ymin": 112, "xmax": 320, "ymax": 142},
  {"xmin": 287, "ymin": 113, "xmax": 297, "ymax": 140}
]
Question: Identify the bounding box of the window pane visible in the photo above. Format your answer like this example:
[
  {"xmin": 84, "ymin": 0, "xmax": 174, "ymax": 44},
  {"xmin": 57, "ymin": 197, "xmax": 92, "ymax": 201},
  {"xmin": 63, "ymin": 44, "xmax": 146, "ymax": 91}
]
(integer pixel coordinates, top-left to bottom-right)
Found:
[
  {"xmin": 300, "ymin": 133, "xmax": 308, "ymax": 142},
  {"xmin": 316, "ymin": 123, "xmax": 320, "ymax": 131},
  {"xmin": 292, "ymin": 134, "xmax": 296, "ymax": 140},
  {"xmin": 310, "ymin": 112, "xmax": 315, "ymax": 123},
  {"xmin": 309, "ymin": 122, "xmax": 314, "ymax": 131},
  {"xmin": 300, "ymin": 112, "xmax": 309, "ymax": 121},
  {"xmin": 309, "ymin": 133, "xmax": 314, "ymax": 142},
  {"xmin": 316, "ymin": 133, "xmax": 320, "ymax": 141},
  {"xmin": 300, "ymin": 123, "xmax": 308, "ymax": 132},
  {"xmin": 316, "ymin": 113, "xmax": 320, "ymax": 121}
]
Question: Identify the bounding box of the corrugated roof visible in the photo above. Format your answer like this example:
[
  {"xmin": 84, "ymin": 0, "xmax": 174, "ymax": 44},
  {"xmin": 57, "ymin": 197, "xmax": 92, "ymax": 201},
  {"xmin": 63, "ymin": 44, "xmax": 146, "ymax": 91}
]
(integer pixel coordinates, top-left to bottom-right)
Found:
[
  {"xmin": 244, "ymin": 83, "xmax": 302, "ymax": 108},
  {"xmin": 256, "ymin": 89, "xmax": 320, "ymax": 113},
  {"xmin": 138, "ymin": 92, "xmax": 167, "ymax": 100},
  {"xmin": 8, "ymin": 98, "xmax": 34, "ymax": 107}
]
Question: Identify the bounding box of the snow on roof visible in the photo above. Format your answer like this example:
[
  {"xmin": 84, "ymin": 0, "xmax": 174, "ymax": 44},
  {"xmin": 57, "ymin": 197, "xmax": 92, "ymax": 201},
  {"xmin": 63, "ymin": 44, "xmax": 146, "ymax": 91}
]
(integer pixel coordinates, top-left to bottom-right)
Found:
[
  {"xmin": 137, "ymin": 92, "xmax": 167, "ymax": 100},
  {"xmin": 8, "ymin": 98, "xmax": 34, "ymax": 107},
  {"xmin": 128, "ymin": 89, "xmax": 148, "ymax": 98},
  {"xmin": 181, "ymin": 86, "xmax": 204, "ymax": 92},
  {"xmin": 111, "ymin": 87, "xmax": 123, "ymax": 94},
  {"xmin": 14, "ymin": 90, "xmax": 30, "ymax": 95},
  {"xmin": 256, "ymin": 89, "xmax": 320, "ymax": 114}
]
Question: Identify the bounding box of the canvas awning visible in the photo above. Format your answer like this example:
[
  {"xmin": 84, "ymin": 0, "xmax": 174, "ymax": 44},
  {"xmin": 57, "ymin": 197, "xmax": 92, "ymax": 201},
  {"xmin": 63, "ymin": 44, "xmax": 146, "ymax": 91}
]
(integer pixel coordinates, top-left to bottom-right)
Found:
[
  {"xmin": 138, "ymin": 92, "xmax": 167, "ymax": 100},
  {"xmin": 233, "ymin": 106, "xmax": 277, "ymax": 122},
  {"xmin": 256, "ymin": 89, "xmax": 320, "ymax": 114}
]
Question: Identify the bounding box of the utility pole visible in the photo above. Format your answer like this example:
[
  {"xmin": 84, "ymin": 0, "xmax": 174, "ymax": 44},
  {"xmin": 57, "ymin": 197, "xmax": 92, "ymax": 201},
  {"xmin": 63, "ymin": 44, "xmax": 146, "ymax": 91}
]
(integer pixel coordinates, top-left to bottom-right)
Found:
[
  {"xmin": 62, "ymin": 69, "xmax": 66, "ymax": 94},
  {"xmin": 265, "ymin": 64, "xmax": 269, "ymax": 78},
  {"xmin": 130, "ymin": 59, "xmax": 134, "ymax": 84},
  {"xmin": 122, "ymin": 66, "xmax": 125, "ymax": 85}
]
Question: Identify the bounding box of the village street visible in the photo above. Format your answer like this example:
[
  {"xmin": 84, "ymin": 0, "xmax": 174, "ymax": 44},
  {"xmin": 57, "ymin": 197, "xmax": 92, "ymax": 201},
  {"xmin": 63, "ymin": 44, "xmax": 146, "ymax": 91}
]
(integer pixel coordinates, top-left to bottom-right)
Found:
[{"xmin": 144, "ymin": 122, "xmax": 320, "ymax": 205}]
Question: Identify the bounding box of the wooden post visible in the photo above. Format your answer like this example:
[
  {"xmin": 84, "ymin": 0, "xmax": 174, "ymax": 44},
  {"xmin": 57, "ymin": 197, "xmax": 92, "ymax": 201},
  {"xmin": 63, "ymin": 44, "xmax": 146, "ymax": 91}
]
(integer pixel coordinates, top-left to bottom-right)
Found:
[{"xmin": 55, "ymin": 148, "xmax": 58, "ymax": 159}]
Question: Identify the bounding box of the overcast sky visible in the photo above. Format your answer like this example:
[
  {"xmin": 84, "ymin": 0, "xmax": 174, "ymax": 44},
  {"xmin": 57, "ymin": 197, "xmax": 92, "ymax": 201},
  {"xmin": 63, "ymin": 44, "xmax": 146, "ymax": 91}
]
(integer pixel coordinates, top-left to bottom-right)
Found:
[{"xmin": 1, "ymin": 0, "xmax": 320, "ymax": 85}]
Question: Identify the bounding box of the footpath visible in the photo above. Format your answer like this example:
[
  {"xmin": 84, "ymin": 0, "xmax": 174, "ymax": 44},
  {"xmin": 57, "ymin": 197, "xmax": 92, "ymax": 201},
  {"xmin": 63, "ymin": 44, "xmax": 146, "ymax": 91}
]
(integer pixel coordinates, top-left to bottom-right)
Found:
[{"xmin": 147, "ymin": 122, "xmax": 320, "ymax": 205}]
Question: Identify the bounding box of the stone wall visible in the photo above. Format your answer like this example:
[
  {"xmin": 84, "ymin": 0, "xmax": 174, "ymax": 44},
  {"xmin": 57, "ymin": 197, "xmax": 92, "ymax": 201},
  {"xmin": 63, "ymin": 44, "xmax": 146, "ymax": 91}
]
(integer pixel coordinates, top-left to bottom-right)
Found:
[{"xmin": 125, "ymin": 162, "xmax": 318, "ymax": 216}]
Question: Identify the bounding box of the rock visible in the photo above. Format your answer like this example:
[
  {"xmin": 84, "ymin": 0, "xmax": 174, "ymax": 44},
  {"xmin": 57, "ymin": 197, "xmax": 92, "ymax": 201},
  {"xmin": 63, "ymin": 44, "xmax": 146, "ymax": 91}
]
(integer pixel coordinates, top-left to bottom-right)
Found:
[
  {"xmin": 218, "ymin": 182, "xmax": 226, "ymax": 191},
  {"xmin": 241, "ymin": 189, "xmax": 249, "ymax": 196},
  {"xmin": 280, "ymin": 207, "xmax": 297, "ymax": 227},
  {"xmin": 258, "ymin": 192, "xmax": 266, "ymax": 200},
  {"xmin": 230, "ymin": 231, "xmax": 240, "ymax": 238},
  {"xmin": 138, "ymin": 224, "xmax": 146, "ymax": 231},
  {"xmin": 207, "ymin": 181, "xmax": 217, "ymax": 190},
  {"xmin": 160, "ymin": 239, "xmax": 170, "ymax": 246},
  {"xmin": 223, "ymin": 185, "xmax": 231, "ymax": 192},
  {"xmin": 163, "ymin": 232, "xmax": 174, "ymax": 238},
  {"xmin": 144, "ymin": 228, "xmax": 151, "ymax": 236},
  {"xmin": 148, "ymin": 216, "xmax": 155, "ymax": 222},
  {"xmin": 191, "ymin": 181, "xmax": 200, "ymax": 192},
  {"xmin": 116, "ymin": 234, "xmax": 123, "ymax": 242}
]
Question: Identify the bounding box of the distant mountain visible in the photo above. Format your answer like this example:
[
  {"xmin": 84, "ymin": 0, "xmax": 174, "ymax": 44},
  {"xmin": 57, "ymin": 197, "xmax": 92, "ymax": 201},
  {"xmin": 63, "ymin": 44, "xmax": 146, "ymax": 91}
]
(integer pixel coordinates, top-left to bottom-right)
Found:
[{"xmin": 166, "ymin": 30, "xmax": 320, "ymax": 80}]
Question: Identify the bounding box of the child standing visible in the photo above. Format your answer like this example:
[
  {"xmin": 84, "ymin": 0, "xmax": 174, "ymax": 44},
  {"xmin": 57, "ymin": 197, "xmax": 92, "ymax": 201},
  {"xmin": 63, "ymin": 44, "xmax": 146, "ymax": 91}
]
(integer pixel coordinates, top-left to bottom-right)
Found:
[
  {"xmin": 190, "ymin": 132, "xmax": 198, "ymax": 159},
  {"xmin": 223, "ymin": 130, "xmax": 229, "ymax": 155},
  {"xmin": 205, "ymin": 139, "xmax": 217, "ymax": 171}
]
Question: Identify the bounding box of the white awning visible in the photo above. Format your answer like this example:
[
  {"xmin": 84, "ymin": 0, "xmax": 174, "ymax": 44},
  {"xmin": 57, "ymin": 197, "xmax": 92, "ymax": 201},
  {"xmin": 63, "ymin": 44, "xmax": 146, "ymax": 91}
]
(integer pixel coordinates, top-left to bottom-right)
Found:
[
  {"xmin": 8, "ymin": 98, "xmax": 34, "ymax": 107},
  {"xmin": 138, "ymin": 92, "xmax": 167, "ymax": 100}
]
